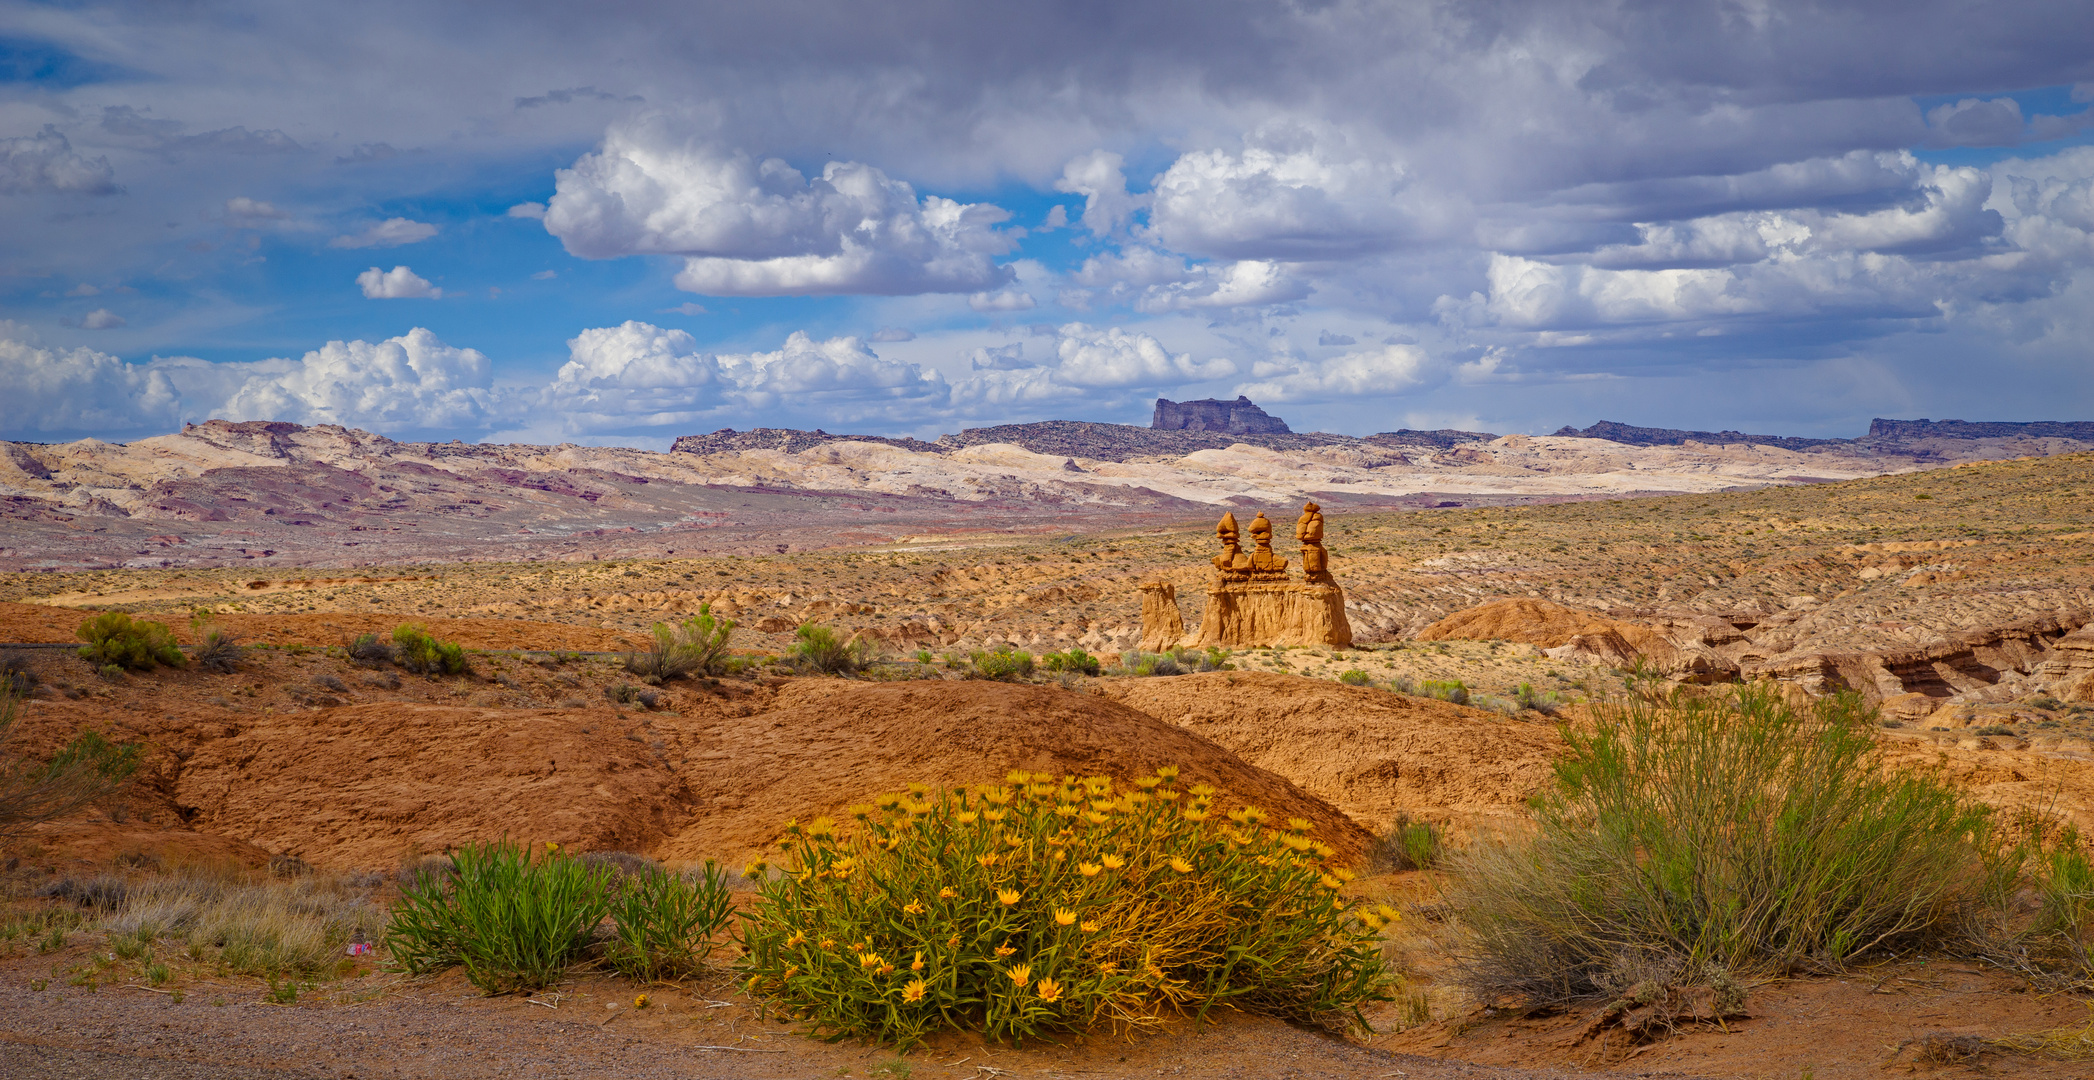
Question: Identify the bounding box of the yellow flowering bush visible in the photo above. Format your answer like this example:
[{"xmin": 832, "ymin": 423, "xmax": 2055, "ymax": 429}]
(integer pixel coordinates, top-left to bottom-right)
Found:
[{"xmin": 737, "ymin": 767, "xmax": 1391, "ymax": 1048}]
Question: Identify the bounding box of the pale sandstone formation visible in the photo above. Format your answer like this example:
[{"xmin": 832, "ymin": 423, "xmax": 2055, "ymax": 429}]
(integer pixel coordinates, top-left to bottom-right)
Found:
[
  {"xmin": 1143, "ymin": 504, "xmax": 1353, "ymax": 650},
  {"xmin": 1138, "ymin": 581, "xmax": 1185, "ymax": 652}
]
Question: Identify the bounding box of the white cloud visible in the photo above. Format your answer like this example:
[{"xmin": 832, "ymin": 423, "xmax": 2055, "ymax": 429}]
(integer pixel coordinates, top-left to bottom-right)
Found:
[
  {"xmin": 967, "ymin": 287, "xmax": 1035, "ymax": 312},
  {"xmin": 547, "ymin": 321, "xmax": 949, "ymax": 433},
  {"xmin": 1045, "ymin": 323, "xmax": 1233, "ymax": 388},
  {"xmin": 1134, "ymin": 260, "xmax": 1309, "ymax": 313},
  {"xmin": 79, "ymin": 309, "xmax": 126, "ymax": 330},
  {"xmin": 224, "ymin": 196, "xmax": 287, "ymax": 221},
  {"xmin": 1145, "ymin": 129, "xmax": 1433, "ymax": 260},
  {"xmin": 66, "ymin": 283, "xmax": 101, "ymax": 297},
  {"xmin": 507, "ymin": 202, "xmax": 548, "ymax": 219},
  {"xmin": 0, "ymin": 127, "xmax": 117, "ymax": 196},
  {"xmin": 870, "ymin": 327, "xmax": 915, "ymax": 342},
  {"xmin": 217, "ymin": 328, "xmax": 501, "ymax": 432},
  {"xmin": 1054, "ymin": 150, "xmax": 1145, "ymax": 237},
  {"xmin": 329, "ymin": 217, "xmax": 439, "ymax": 248},
  {"xmin": 0, "ymin": 336, "xmax": 178, "ymax": 437},
  {"xmin": 357, "ymin": 265, "xmax": 442, "ymax": 299},
  {"xmin": 545, "ymin": 123, "xmax": 1015, "ymax": 296},
  {"xmin": 531, "ymin": 269, "xmax": 558, "ymax": 280},
  {"xmin": 1233, "ymin": 343, "xmax": 1434, "ymax": 403}
]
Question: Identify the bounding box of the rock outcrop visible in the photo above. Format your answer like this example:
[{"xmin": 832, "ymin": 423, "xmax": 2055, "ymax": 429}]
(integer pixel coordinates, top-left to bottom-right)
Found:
[
  {"xmin": 1147, "ymin": 505, "xmax": 1353, "ymax": 650},
  {"xmin": 1152, "ymin": 396, "xmax": 1291, "ymax": 434},
  {"xmin": 1139, "ymin": 581, "xmax": 1185, "ymax": 652}
]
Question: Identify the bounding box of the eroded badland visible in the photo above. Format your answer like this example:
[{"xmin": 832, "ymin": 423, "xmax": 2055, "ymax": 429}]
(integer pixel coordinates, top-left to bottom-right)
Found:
[{"xmin": 3, "ymin": 430, "xmax": 2094, "ymax": 1079}]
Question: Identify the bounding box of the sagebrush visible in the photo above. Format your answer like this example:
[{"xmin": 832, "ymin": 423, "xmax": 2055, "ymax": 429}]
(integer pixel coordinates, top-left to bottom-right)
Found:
[
  {"xmin": 626, "ymin": 606, "xmax": 735, "ymax": 681},
  {"xmin": 77, "ymin": 612, "xmax": 185, "ymax": 671},
  {"xmin": 738, "ymin": 767, "xmax": 1391, "ymax": 1048},
  {"xmin": 1443, "ymin": 686, "xmax": 1993, "ymax": 1004}
]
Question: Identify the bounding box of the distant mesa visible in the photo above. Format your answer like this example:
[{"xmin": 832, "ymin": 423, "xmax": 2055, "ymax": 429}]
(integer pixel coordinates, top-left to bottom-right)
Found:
[
  {"xmin": 1866, "ymin": 418, "xmax": 2094, "ymax": 441},
  {"xmin": 1556, "ymin": 417, "xmax": 2094, "ymax": 450},
  {"xmin": 1550, "ymin": 420, "xmax": 1846, "ymax": 451},
  {"xmin": 1152, "ymin": 396, "xmax": 1291, "ymax": 435}
]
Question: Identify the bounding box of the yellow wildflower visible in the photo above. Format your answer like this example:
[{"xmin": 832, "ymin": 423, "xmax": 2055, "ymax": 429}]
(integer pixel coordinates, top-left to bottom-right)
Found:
[
  {"xmin": 1156, "ymin": 789, "xmax": 1181, "ymax": 801},
  {"xmin": 634, "ymin": 993, "xmax": 649, "ymax": 1009},
  {"xmin": 1181, "ymin": 808, "xmax": 1209, "ymax": 822},
  {"xmin": 847, "ymin": 803, "xmax": 875, "ymax": 820},
  {"xmin": 1036, "ymin": 977, "xmax": 1063, "ymax": 1003},
  {"xmin": 1286, "ymin": 816, "xmax": 1313, "ymax": 833},
  {"xmin": 995, "ymin": 943, "xmax": 1017, "ymax": 957},
  {"xmin": 1157, "ymin": 765, "xmax": 1181, "ymax": 781},
  {"xmin": 1006, "ymin": 963, "xmax": 1032, "ymax": 986},
  {"xmin": 947, "ymin": 934, "xmax": 961, "ymax": 948},
  {"xmin": 1082, "ymin": 811, "xmax": 1110, "ymax": 825},
  {"xmin": 1377, "ymin": 904, "xmax": 1401, "ymax": 923},
  {"xmin": 1080, "ymin": 920, "xmax": 1100, "ymax": 933},
  {"xmin": 956, "ymin": 811, "xmax": 980, "ymax": 825},
  {"xmin": 819, "ymin": 938, "xmax": 837, "ymax": 952},
  {"xmin": 1168, "ymin": 856, "xmax": 1195, "ymax": 874},
  {"xmin": 1134, "ymin": 776, "xmax": 1161, "ymax": 790},
  {"xmin": 998, "ymin": 888, "xmax": 1022, "ymax": 906},
  {"xmin": 743, "ymin": 859, "xmax": 767, "ymax": 879},
  {"xmin": 903, "ymin": 900, "xmax": 926, "ymax": 915},
  {"xmin": 808, "ymin": 817, "xmax": 837, "ymax": 837},
  {"xmin": 911, "ymin": 951, "xmax": 925, "ymax": 971},
  {"xmin": 1320, "ymin": 874, "xmax": 1343, "ymax": 890},
  {"xmin": 1055, "ymin": 803, "xmax": 1079, "ymax": 818},
  {"xmin": 983, "ymin": 809, "xmax": 1007, "ymax": 823},
  {"xmin": 939, "ymin": 886, "xmax": 958, "ymax": 899},
  {"xmin": 782, "ymin": 965, "xmax": 800, "ymax": 979},
  {"xmin": 1360, "ymin": 912, "xmax": 1384, "ymax": 931},
  {"xmin": 859, "ymin": 951, "xmax": 884, "ymax": 969},
  {"xmin": 785, "ymin": 931, "xmax": 806, "ymax": 948},
  {"xmin": 1189, "ymin": 783, "xmax": 1215, "ymax": 797},
  {"xmin": 902, "ymin": 978, "xmax": 927, "ymax": 1003},
  {"xmin": 1100, "ymin": 853, "xmax": 1126, "ymax": 870},
  {"xmin": 1078, "ymin": 861, "xmax": 1102, "ymax": 877},
  {"xmin": 977, "ymin": 853, "xmax": 1000, "ymax": 868},
  {"xmin": 1098, "ymin": 961, "xmax": 1118, "ymax": 974},
  {"xmin": 1054, "ymin": 908, "xmax": 1077, "ymax": 926}
]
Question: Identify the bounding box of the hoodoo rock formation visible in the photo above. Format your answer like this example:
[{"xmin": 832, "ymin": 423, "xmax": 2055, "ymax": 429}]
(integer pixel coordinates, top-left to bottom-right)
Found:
[
  {"xmin": 1144, "ymin": 503, "xmax": 1353, "ymax": 650},
  {"xmin": 1151, "ymin": 396, "xmax": 1291, "ymax": 434}
]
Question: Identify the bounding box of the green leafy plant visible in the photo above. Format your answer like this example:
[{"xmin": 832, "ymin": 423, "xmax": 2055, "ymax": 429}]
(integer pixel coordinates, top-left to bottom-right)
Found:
[
  {"xmin": 794, "ymin": 624, "xmax": 876, "ymax": 675},
  {"xmin": 391, "ymin": 624, "xmax": 468, "ymax": 676},
  {"xmin": 2, "ymin": 689, "xmax": 141, "ymax": 840},
  {"xmin": 605, "ymin": 863, "xmax": 735, "ymax": 982},
  {"xmin": 1338, "ymin": 670, "xmax": 1372, "ymax": 687},
  {"xmin": 967, "ymin": 646, "xmax": 1035, "ymax": 681},
  {"xmin": 1444, "ymin": 687, "xmax": 1994, "ymax": 1005},
  {"xmin": 1042, "ymin": 649, "xmax": 1101, "ymax": 677},
  {"xmin": 1417, "ymin": 679, "xmax": 1469, "ymax": 705},
  {"xmin": 77, "ymin": 613, "xmax": 185, "ymax": 671},
  {"xmin": 737, "ymin": 767, "xmax": 1392, "ymax": 1049},
  {"xmin": 1371, "ymin": 814, "xmax": 1443, "ymax": 872},
  {"xmin": 626, "ymin": 606, "xmax": 736, "ymax": 681},
  {"xmin": 1513, "ymin": 682, "xmax": 1562, "ymax": 715},
  {"xmin": 385, "ymin": 841, "xmax": 613, "ymax": 994}
]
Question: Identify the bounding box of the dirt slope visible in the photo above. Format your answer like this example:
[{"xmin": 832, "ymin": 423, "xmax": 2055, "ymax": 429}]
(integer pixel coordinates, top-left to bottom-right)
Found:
[
  {"xmin": 0, "ymin": 600, "xmax": 642, "ymax": 651},
  {"xmin": 650, "ymin": 679, "xmax": 1374, "ymax": 866},
  {"xmin": 1099, "ymin": 671, "xmax": 1560, "ymax": 838}
]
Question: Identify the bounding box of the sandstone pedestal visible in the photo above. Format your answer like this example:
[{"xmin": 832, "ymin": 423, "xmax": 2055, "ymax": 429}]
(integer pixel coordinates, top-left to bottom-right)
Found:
[
  {"xmin": 1139, "ymin": 581, "xmax": 1186, "ymax": 652},
  {"xmin": 1189, "ymin": 580, "xmax": 1352, "ymax": 649}
]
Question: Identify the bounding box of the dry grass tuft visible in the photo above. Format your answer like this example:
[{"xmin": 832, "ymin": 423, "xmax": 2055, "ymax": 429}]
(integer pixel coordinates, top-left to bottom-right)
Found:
[{"xmin": 102, "ymin": 869, "xmax": 387, "ymax": 978}]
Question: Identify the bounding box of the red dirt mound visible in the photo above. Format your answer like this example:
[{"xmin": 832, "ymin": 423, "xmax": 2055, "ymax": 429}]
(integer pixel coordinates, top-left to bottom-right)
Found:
[
  {"xmin": 650, "ymin": 679, "xmax": 1373, "ymax": 866},
  {"xmin": 0, "ymin": 601, "xmax": 642, "ymax": 652},
  {"xmin": 2, "ymin": 819, "xmax": 274, "ymax": 874},
  {"xmin": 58, "ymin": 679, "xmax": 1367, "ymax": 870},
  {"xmin": 1413, "ymin": 596, "xmax": 1672, "ymax": 666},
  {"xmin": 1099, "ymin": 671, "xmax": 1560, "ymax": 838}
]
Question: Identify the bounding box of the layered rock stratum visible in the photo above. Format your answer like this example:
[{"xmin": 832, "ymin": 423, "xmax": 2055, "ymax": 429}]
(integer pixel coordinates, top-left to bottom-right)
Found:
[{"xmin": 4, "ymin": 416, "xmax": 2089, "ymax": 571}]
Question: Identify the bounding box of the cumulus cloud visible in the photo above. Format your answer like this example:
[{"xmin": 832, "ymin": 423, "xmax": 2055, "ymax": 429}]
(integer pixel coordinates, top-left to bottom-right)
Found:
[
  {"xmin": 544, "ymin": 123, "xmax": 1016, "ymax": 296},
  {"xmin": 507, "ymin": 202, "xmax": 548, "ymax": 219},
  {"xmin": 0, "ymin": 337, "xmax": 178, "ymax": 438},
  {"xmin": 1054, "ymin": 151, "xmax": 1145, "ymax": 237},
  {"xmin": 547, "ymin": 321, "xmax": 949, "ymax": 433},
  {"xmin": 1146, "ymin": 129, "xmax": 1430, "ymax": 260},
  {"xmin": 0, "ymin": 127, "xmax": 118, "ymax": 196},
  {"xmin": 967, "ymin": 288, "xmax": 1035, "ymax": 312},
  {"xmin": 78, "ymin": 309, "xmax": 126, "ymax": 330},
  {"xmin": 1233, "ymin": 343, "xmax": 1433, "ymax": 403},
  {"xmin": 357, "ymin": 265, "xmax": 442, "ymax": 299},
  {"xmin": 329, "ymin": 217, "xmax": 439, "ymax": 248},
  {"xmin": 1134, "ymin": 260, "xmax": 1309, "ymax": 313},
  {"xmin": 217, "ymin": 328, "xmax": 501, "ymax": 432}
]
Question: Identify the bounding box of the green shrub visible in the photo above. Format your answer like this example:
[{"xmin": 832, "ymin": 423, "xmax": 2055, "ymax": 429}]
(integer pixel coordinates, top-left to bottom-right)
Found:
[
  {"xmin": 1202, "ymin": 647, "xmax": 1232, "ymax": 671},
  {"xmin": 3, "ymin": 690, "xmax": 141, "ymax": 838},
  {"xmin": 1512, "ymin": 682, "xmax": 1561, "ymax": 715},
  {"xmin": 347, "ymin": 632, "xmax": 395, "ymax": 666},
  {"xmin": 794, "ymin": 624, "xmax": 875, "ymax": 675},
  {"xmin": 606, "ymin": 863, "xmax": 734, "ymax": 982},
  {"xmin": 1371, "ymin": 814, "xmax": 1443, "ymax": 872},
  {"xmin": 967, "ymin": 647, "xmax": 1035, "ymax": 681},
  {"xmin": 77, "ymin": 613, "xmax": 185, "ymax": 671},
  {"xmin": 626, "ymin": 606, "xmax": 736, "ymax": 681},
  {"xmin": 1338, "ymin": 670, "xmax": 1372, "ymax": 687},
  {"xmin": 737, "ymin": 768, "xmax": 1391, "ymax": 1048},
  {"xmin": 391, "ymin": 624, "xmax": 467, "ymax": 676},
  {"xmin": 1417, "ymin": 679, "xmax": 1468, "ymax": 705},
  {"xmin": 1041, "ymin": 649, "xmax": 1100, "ymax": 676},
  {"xmin": 385, "ymin": 841, "xmax": 613, "ymax": 994},
  {"xmin": 1443, "ymin": 687, "xmax": 1994, "ymax": 1004}
]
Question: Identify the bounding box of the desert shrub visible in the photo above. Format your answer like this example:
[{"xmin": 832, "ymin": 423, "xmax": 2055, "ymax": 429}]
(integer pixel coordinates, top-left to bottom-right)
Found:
[
  {"xmin": 1201, "ymin": 647, "xmax": 1232, "ymax": 672},
  {"xmin": 76, "ymin": 612, "xmax": 185, "ymax": 671},
  {"xmin": 967, "ymin": 646, "xmax": 1035, "ymax": 681},
  {"xmin": 737, "ymin": 767, "xmax": 1392, "ymax": 1048},
  {"xmin": 1042, "ymin": 649, "xmax": 1101, "ymax": 677},
  {"xmin": 1388, "ymin": 675, "xmax": 1415, "ymax": 694},
  {"xmin": 606, "ymin": 862, "xmax": 735, "ymax": 982},
  {"xmin": 605, "ymin": 683, "xmax": 660, "ymax": 709},
  {"xmin": 1117, "ymin": 651, "xmax": 1182, "ymax": 677},
  {"xmin": 2, "ymin": 691, "xmax": 141, "ymax": 839},
  {"xmin": 1513, "ymin": 682, "xmax": 1561, "ymax": 715},
  {"xmin": 0, "ymin": 650, "xmax": 36, "ymax": 694},
  {"xmin": 348, "ymin": 632, "xmax": 396, "ymax": 666},
  {"xmin": 105, "ymin": 872, "xmax": 386, "ymax": 978},
  {"xmin": 188, "ymin": 610, "xmax": 243, "ymax": 673},
  {"xmin": 626, "ymin": 606, "xmax": 736, "ymax": 681},
  {"xmin": 1974, "ymin": 724, "xmax": 2017, "ymax": 737},
  {"xmin": 1417, "ymin": 679, "xmax": 1468, "ymax": 705},
  {"xmin": 391, "ymin": 624, "xmax": 467, "ymax": 676},
  {"xmin": 1370, "ymin": 814, "xmax": 1444, "ymax": 873},
  {"xmin": 915, "ymin": 649, "xmax": 935, "ymax": 665},
  {"xmin": 1443, "ymin": 686, "xmax": 1994, "ymax": 1005},
  {"xmin": 385, "ymin": 841, "xmax": 614, "ymax": 994},
  {"xmin": 794, "ymin": 624, "xmax": 875, "ymax": 675},
  {"xmin": 1338, "ymin": 670, "xmax": 1372, "ymax": 687}
]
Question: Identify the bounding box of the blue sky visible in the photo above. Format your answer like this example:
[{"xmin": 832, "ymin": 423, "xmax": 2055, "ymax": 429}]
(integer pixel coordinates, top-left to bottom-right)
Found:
[{"xmin": 3, "ymin": 1, "xmax": 2093, "ymax": 447}]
